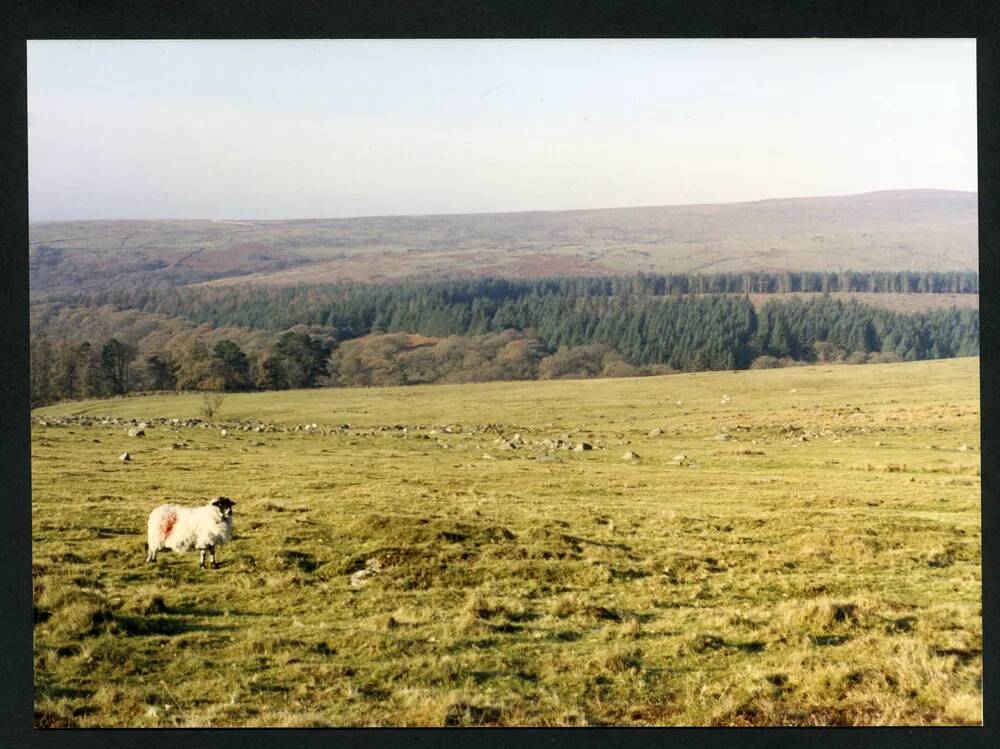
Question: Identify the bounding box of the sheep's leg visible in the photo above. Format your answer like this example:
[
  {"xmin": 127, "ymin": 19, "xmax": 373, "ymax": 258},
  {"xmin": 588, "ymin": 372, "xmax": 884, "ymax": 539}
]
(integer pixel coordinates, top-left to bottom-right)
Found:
[
  {"xmin": 199, "ymin": 548, "xmax": 207, "ymax": 569},
  {"xmin": 209, "ymin": 545, "xmax": 218, "ymax": 568},
  {"xmin": 146, "ymin": 546, "xmax": 156, "ymax": 563}
]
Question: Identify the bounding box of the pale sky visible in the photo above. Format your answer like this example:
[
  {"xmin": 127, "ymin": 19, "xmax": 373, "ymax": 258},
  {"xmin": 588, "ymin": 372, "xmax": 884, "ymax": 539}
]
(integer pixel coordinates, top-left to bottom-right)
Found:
[{"xmin": 27, "ymin": 39, "xmax": 977, "ymax": 221}]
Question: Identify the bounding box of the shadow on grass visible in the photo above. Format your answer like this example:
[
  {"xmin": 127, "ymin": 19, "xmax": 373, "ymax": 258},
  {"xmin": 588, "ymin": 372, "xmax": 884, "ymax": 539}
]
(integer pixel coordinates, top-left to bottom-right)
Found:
[
  {"xmin": 470, "ymin": 669, "xmax": 538, "ymax": 685},
  {"xmin": 38, "ymin": 686, "xmax": 94, "ymax": 700},
  {"xmin": 117, "ymin": 607, "xmax": 237, "ymax": 636},
  {"xmin": 610, "ymin": 567, "xmax": 649, "ymax": 582},
  {"xmin": 733, "ymin": 640, "xmax": 767, "ymax": 653},
  {"xmin": 932, "ymin": 647, "xmax": 981, "ymax": 662},
  {"xmin": 549, "ymin": 629, "xmax": 582, "ymax": 642}
]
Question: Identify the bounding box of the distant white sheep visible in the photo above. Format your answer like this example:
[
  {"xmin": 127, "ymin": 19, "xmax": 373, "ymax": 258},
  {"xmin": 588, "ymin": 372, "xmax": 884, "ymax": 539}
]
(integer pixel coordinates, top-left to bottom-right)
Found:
[{"xmin": 146, "ymin": 497, "xmax": 236, "ymax": 569}]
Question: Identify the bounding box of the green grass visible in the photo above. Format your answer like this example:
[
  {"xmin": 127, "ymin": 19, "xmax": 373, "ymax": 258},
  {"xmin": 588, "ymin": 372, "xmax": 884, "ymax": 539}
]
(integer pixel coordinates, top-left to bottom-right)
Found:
[{"xmin": 32, "ymin": 357, "xmax": 982, "ymax": 726}]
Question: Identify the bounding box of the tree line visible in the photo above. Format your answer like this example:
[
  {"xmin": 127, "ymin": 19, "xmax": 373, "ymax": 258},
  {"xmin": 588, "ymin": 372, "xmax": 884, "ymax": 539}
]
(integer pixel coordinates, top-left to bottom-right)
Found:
[
  {"xmin": 30, "ymin": 290, "xmax": 979, "ymax": 407},
  {"xmin": 29, "ymin": 331, "xmax": 331, "ymax": 407},
  {"xmin": 61, "ymin": 269, "xmax": 978, "ymax": 332}
]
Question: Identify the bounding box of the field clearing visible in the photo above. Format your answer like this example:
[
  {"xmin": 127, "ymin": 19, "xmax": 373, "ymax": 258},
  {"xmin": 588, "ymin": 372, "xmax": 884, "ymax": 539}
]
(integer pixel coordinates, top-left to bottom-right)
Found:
[
  {"xmin": 32, "ymin": 358, "xmax": 982, "ymax": 726},
  {"xmin": 743, "ymin": 292, "xmax": 979, "ymax": 313}
]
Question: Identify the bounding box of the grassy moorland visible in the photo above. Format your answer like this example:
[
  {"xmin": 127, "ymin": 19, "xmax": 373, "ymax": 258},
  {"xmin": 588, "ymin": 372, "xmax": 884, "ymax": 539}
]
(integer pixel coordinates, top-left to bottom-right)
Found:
[
  {"xmin": 29, "ymin": 190, "xmax": 977, "ymax": 294},
  {"xmin": 32, "ymin": 357, "xmax": 981, "ymax": 726}
]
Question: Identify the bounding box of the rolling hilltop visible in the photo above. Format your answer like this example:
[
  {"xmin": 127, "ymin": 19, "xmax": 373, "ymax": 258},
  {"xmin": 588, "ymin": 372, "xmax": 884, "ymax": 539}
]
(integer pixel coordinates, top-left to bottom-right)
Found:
[{"xmin": 29, "ymin": 189, "xmax": 978, "ymax": 295}]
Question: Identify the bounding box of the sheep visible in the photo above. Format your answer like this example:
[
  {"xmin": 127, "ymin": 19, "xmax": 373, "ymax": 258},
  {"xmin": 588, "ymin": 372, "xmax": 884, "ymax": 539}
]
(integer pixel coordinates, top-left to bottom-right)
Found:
[{"xmin": 145, "ymin": 497, "xmax": 236, "ymax": 569}]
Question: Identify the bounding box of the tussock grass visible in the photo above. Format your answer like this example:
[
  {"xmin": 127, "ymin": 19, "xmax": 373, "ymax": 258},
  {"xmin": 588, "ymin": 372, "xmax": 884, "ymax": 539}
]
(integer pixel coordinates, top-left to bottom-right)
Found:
[{"xmin": 32, "ymin": 358, "xmax": 981, "ymax": 726}]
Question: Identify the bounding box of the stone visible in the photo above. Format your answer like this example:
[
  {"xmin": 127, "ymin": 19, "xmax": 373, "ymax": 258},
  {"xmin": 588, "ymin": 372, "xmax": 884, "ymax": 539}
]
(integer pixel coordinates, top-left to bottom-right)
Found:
[
  {"xmin": 622, "ymin": 451, "xmax": 640, "ymax": 461},
  {"xmin": 573, "ymin": 442, "xmax": 593, "ymax": 451},
  {"xmin": 350, "ymin": 569, "xmax": 375, "ymax": 589},
  {"xmin": 119, "ymin": 452, "xmax": 131, "ymax": 462}
]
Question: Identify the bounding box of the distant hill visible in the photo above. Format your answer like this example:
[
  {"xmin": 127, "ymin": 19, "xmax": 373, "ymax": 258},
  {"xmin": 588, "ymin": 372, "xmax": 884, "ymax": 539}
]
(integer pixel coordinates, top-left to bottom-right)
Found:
[{"xmin": 29, "ymin": 189, "xmax": 978, "ymax": 295}]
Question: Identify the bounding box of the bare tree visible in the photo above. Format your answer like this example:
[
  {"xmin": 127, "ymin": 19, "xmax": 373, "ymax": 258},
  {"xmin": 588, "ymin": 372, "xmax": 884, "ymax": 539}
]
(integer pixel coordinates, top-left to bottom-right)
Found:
[{"xmin": 200, "ymin": 392, "xmax": 224, "ymax": 420}]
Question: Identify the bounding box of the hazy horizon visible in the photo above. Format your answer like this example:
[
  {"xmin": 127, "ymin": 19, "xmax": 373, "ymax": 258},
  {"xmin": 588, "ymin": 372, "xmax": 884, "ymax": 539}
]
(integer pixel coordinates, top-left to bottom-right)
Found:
[
  {"xmin": 26, "ymin": 186, "xmax": 978, "ymax": 225},
  {"xmin": 28, "ymin": 39, "xmax": 977, "ymax": 222}
]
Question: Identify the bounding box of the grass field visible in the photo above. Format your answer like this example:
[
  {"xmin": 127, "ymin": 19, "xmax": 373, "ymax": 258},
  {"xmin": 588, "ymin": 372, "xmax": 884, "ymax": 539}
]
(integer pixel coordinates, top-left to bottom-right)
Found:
[{"xmin": 32, "ymin": 357, "xmax": 982, "ymax": 726}]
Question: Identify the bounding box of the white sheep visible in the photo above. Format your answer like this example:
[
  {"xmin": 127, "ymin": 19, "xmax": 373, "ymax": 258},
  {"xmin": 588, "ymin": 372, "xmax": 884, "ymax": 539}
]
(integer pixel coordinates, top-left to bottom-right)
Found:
[{"xmin": 145, "ymin": 497, "xmax": 236, "ymax": 569}]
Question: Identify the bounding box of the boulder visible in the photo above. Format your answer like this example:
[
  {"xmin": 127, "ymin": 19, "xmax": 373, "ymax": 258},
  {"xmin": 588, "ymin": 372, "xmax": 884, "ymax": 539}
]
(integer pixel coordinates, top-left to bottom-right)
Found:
[{"xmin": 350, "ymin": 568, "xmax": 375, "ymax": 589}]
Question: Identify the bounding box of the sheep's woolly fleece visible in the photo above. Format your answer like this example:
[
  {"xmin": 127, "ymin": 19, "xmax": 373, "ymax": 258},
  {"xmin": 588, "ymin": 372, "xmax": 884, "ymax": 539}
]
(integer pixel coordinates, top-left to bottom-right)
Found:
[{"xmin": 146, "ymin": 497, "xmax": 235, "ymax": 566}]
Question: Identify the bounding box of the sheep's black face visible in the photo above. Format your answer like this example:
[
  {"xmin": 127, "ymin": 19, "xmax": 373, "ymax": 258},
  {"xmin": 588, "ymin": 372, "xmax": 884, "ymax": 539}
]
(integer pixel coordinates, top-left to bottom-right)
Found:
[{"xmin": 212, "ymin": 497, "xmax": 236, "ymax": 518}]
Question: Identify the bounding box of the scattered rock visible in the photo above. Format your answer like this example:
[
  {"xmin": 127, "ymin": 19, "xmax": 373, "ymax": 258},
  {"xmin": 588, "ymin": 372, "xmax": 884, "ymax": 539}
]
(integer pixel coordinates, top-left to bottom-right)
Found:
[
  {"xmin": 714, "ymin": 433, "xmax": 731, "ymax": 441},
  {"xmin": 118, "ymin": 452, "xmax": 131, "ymax": 462},
  {"xmin": 350, "ymin": 557, "xmax": 386, "ymax": 588},
  {"xmin": 573, "ymin": 442, "xmax": 593, "ymax": 451},
  {"xmin": 672, "ymin": 454, "xmax": 687, "ymax": 463},
  {"xmin": 648, "ymin": 428, "xmax": 663, "ymax": 437},
  {"xmin": 622, "ymin": 451, "xmax": 640, "ymax": 461},
  {"xmin": 127, "ymin": 427, "xmax": 145, "ymax": 438},
  {"xmin": 220, "ymin": 429, "xmax": 228, "ymax": 437}
]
